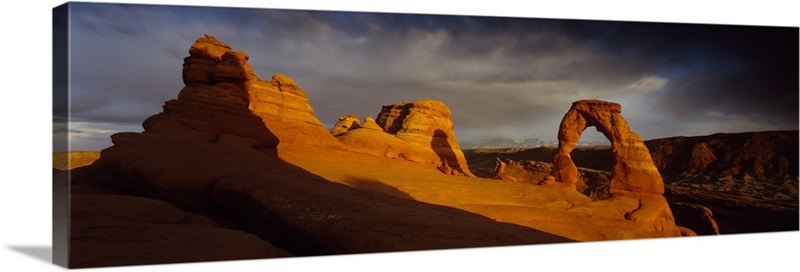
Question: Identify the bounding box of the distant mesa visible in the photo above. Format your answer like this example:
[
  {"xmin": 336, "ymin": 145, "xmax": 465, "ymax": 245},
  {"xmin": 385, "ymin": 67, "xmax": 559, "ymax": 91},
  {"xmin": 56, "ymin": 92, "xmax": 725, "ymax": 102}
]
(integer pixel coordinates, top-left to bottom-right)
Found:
[
  {"xmin": 332, "ymin": 100, "xmax": 475, "ymax": 177},
  {"xmin": 646, "ymin": 131, "xmax": 799, "ymax": 182}
]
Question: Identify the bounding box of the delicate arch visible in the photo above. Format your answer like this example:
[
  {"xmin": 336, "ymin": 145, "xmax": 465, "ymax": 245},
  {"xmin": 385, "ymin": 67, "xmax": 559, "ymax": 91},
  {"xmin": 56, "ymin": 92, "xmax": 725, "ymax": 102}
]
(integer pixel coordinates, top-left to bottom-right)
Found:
[{"xmin": 542, "ymin": 100, "xmax": 664, "ymax": 196}]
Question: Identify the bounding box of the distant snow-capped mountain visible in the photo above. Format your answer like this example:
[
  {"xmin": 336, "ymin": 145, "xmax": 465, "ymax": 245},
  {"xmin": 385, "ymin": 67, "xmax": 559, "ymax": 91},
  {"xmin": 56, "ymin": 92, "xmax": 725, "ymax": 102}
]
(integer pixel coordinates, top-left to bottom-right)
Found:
[
  {"xmin": 460, "ymin": 137, "xmax": 610, "ymax": 149},
  {"xmin": 460, "ymin": 138, "xmax": 551, "ymax": 149}
]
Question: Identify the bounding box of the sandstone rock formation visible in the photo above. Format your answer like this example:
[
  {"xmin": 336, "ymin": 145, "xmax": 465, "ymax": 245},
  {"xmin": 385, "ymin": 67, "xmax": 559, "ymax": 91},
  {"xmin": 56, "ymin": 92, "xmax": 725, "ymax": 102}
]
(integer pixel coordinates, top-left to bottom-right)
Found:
[
  {"xmin": 330, "ymin": 114, "xmax": 362, "ymax": 136},
  {"xmin": 375, "ymin": 100, "xmax": 474, "ymax": 177},
  {"xmin": 180, "ymin": 34, "xmax": 341, "ymax": 150},
  {"xmin": 541, "ymin": 100, "xmax": 678, "ymax": 233},
  {"xmin": 331, "ymin": 101, "xmax": 475, "ymax": 177}
]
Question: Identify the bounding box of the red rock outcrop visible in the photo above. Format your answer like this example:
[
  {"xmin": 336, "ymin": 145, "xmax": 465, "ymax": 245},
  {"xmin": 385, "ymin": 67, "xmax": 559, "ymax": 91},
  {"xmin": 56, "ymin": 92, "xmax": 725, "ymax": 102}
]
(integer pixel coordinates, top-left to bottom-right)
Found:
[
  {"xmin": 100, "ymin": 35, "xmax": 350, "ymax": 208},
  {"xmin": 375, "ymin": 100, "xmax": 475, "ymax": 177},
  {"xmin": 330, "ymin": 101, "xmax": 475, "ymax": 177}
]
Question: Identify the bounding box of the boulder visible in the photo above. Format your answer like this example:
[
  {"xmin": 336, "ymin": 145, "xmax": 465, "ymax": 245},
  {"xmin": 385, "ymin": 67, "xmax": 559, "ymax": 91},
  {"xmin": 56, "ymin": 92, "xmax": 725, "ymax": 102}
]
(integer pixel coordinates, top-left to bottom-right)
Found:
[
  {"xmin": 360, "ymin": 116, "xmax": 383, "ymax": 130},
  {"xmin": 331, "ymin": 114, "xmax": 362, "ymax": 136},
  {"xmin": 671, "ymin": 202, "xmax": 721, "ymax": 235}
]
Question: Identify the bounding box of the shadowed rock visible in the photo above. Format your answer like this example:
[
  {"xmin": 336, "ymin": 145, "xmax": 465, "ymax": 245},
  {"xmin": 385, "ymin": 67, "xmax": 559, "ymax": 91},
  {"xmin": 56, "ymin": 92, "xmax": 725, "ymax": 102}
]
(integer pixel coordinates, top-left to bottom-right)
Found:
[
  {"xmin": 670, "ymin": 202, "xmax": 720, "ymax": 235},
  {"xmin": 68, "ymin": 194, "xmax": 291, "ymax": 268},
  {"xmin": 213, "ymin": 172, "xmax": 572, "ymax": 255}
]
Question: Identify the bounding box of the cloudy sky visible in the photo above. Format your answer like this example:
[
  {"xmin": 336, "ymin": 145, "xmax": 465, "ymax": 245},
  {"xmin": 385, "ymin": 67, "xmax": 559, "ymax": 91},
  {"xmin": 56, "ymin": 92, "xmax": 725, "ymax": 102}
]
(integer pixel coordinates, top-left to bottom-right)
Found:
[{"xmin": 54, "ymin": 2, "xmax": 798, "ymax": 151}]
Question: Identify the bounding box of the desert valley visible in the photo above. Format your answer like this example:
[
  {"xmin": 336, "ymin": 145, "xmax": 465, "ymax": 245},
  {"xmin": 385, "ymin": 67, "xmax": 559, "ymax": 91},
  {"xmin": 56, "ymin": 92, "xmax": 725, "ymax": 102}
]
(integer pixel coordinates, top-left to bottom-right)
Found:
[{"xmin": 53, "ymin": 35, "xmax": 799, "ymax": 268}]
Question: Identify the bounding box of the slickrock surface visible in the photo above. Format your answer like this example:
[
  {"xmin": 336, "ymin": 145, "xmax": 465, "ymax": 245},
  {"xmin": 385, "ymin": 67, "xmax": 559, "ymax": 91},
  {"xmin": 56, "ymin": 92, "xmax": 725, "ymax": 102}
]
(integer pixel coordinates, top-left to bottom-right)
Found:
[{"xmin": 280, "ymin": 146, "xmax": 684, "ymax": 241}]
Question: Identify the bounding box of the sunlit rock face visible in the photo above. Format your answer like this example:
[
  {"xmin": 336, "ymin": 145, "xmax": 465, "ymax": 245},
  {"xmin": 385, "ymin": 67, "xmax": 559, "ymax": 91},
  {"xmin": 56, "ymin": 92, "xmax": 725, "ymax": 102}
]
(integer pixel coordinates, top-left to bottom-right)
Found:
[
  {"xmin": 332, "ymin": 100, "xmax": 475, "ymax": 177},
  {"xmin": 182, "ymin": 34, "xmax": 343, "ymax": 151},
  {"xmin": 375, "ymin": 100, "xmax": 475, "ymax": 177}
]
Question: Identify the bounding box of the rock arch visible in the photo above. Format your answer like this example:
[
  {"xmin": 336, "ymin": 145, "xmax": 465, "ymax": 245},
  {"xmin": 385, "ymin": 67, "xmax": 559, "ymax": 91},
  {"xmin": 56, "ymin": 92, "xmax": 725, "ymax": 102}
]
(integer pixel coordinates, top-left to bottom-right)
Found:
[{"xmin": 542, "ymin": 99, "xmax": 664, "ymax": 197}]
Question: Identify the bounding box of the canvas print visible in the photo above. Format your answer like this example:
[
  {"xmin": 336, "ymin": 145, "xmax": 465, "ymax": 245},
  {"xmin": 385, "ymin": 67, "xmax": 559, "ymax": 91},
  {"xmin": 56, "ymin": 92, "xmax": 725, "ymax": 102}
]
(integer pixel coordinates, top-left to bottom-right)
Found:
[{"xmin": 52, "ymin": 1, "xmax": 799, "ymax": 268}]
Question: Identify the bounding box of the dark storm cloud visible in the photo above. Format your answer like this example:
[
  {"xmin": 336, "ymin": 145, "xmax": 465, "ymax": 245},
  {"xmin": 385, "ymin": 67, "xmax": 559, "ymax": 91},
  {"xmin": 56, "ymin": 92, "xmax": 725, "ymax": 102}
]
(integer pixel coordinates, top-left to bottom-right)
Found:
[
  {"xmin": 653, "ymin": 25, "xmax": 798, "ymax": 125},
  {"xmin": 64, "ymin": 2, "xmax": 798, "ymax": 150},
  {"xmin": 557, "ymin": 22, "xmax": 798, "ymax": 124}
]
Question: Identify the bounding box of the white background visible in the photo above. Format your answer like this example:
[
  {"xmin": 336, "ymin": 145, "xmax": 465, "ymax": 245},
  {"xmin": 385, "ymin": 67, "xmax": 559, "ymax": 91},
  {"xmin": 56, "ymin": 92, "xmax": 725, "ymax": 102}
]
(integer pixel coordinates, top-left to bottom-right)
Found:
[{"xmin": 1, "ymin": 0, "xmax": 798, "ymax": 271}]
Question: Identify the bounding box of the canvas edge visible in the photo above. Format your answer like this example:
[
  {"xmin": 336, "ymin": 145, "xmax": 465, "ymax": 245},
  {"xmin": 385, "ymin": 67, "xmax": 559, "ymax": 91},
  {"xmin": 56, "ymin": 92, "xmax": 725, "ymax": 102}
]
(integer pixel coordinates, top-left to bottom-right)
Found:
[{"xmin": 52, "ymin": 2, "xmax": 70, "ymax": 268}]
